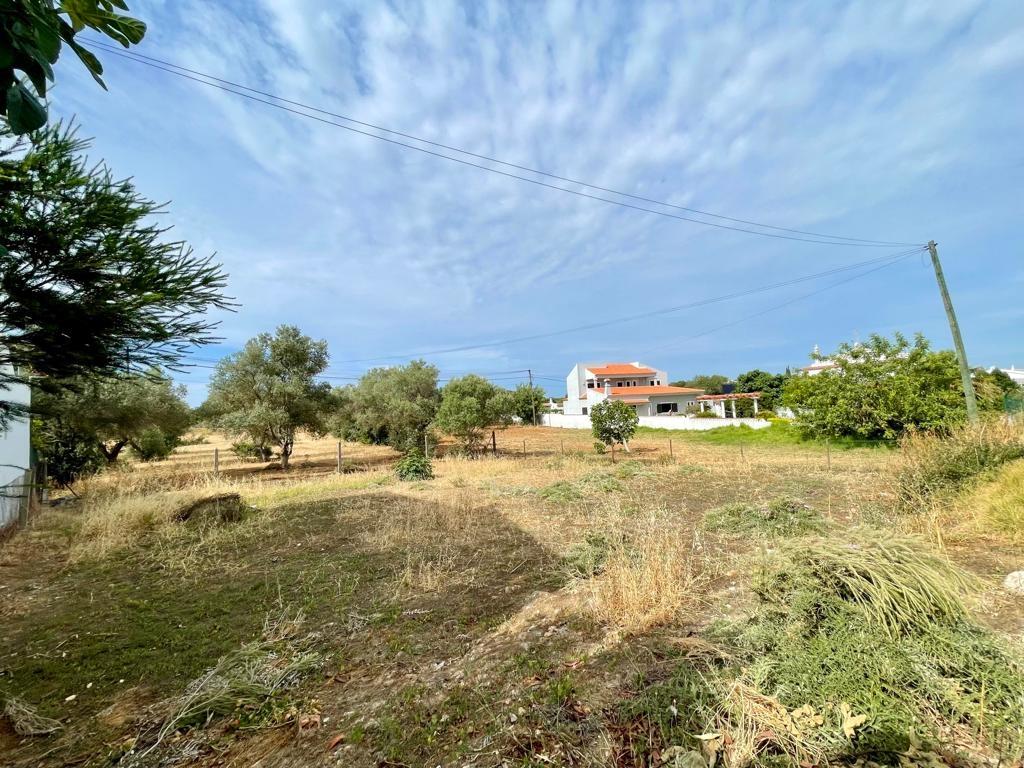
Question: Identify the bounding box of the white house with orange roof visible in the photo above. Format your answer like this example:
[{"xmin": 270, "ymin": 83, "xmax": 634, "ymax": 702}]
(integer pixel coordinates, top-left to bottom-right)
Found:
[{"xmin": 563, "ymin": 361, "xmax": 704, "ymax": 417}]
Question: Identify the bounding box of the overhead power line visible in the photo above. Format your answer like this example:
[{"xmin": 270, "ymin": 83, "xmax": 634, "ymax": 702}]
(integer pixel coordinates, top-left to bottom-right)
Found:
[
  {"xmin": 86, "ymin": 40, "xmax": 922, "ymax": 249},
  {"xmin": 328, "ymin": 247, "xmax": 926, "ymax": 363},
  {"xmin": 637, "ymin": 248, "xmax": 924, "ymax": 356}
]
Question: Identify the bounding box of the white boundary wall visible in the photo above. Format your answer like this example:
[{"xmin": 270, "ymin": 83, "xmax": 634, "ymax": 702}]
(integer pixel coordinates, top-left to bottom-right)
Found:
[{"xmin": 542, "ymin": 414, "xmax": 771, "ymax": 431}]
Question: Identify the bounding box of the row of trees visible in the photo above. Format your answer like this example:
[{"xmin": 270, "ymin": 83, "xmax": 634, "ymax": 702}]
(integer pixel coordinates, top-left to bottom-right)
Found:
[{"xmin": 199, "ymin": 326, "xmax": 548, "ymax": 467}]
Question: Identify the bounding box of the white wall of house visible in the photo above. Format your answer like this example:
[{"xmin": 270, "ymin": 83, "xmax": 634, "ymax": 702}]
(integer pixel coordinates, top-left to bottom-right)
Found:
[
  {"xmin": 543, "ymin": 413, "xmax": 771, "ymax": 431},
  {"xmin": 0, "ymin": 373, "xmax": 32, "ymax": 530}
]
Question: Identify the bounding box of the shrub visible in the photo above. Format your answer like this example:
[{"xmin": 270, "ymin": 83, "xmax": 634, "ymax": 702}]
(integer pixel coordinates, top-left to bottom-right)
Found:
[
  {"xmin": 592, "ymin": 440, "xmax": 606, "ymax": 454},
  {"xmin": 703, "ymin": 497, "xmax": 826, "ymax": 538},
  {"xmin": 131, "ymin": 428, "xmax": 178, "ymax": 461},
  {"xmin": 891, "ymin": 418, "xmax": 1024, "ymax": 508},
  {"xmin": 694, "ymin": 410, "xmax": 719, "ymax": 418},
  {"xmin": 231, "ymin": 441, "xmax": 273, "ymax": 461},
  {"xmin": 395, "ymin": 451, "xmax": 433, "ymax": 481}
]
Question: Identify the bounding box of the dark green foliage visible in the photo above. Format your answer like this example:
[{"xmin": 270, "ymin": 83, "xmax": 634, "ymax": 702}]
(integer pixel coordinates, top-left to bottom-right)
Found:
[
  {"xmin": 615, "ymin": 658, "xmax": 720, "ymax": 760},
  {"xmin": 130, "ymin": 427, "xmax": 178, "ymax": 462},
  {"xmin": 1, "ymin": 1, "xmax": 146, "ymax": 133},
  {"xmin": 33, "ymin": 370, "xmax": 191, "ymax": 464},
  {"xmin": 230, "ymin": 441, "xmax": 273, "ymax": 462},
  {"xmin": 395, "ymin": 451, "xmax": 433, "ymax": 481},
  {"xmin": 735, "ymin": 369, "xmax": 789, "ymax": 411},
  {"xmin": 510, "ymin": 383, "xmax": 547, "ymax": 425},
  {"xmin": 204, "ymin": 326, "xmax": 332, "ymax": 469},
  {"xmin": 31, "ymin": 417, "xmax": 102, "ymax": 486},
  {"xmin": 672, "ymin": 374, "xmax": 728, "ymax": 393},
  {"xmin": 703, "ymin": 497, "xmax": 826, "ymax": 538},
  {"xmin": 330, "ymin": 361, "xmax": 439, "ymax": 452},
  {"xmin": 590, "ymin": 400, "xmax": 639, "ymax": 450},
  {"xmin": 783, "ymin": 333, "xmax": 968, "ymax": 439},
  {"xmin": 433, "ymin": 375, "xmax": 514, "ymax": 451},
  {"xmin": 0, "ymin": 124, "xmax": 229, "ymax": 425}
]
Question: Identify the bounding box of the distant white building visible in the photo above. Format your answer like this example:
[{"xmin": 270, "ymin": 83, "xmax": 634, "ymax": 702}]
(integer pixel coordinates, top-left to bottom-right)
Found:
[
  {"xmin": 988, "ymin": 366, "xmax": 1024, "ymax": 386},
  {"xmin": 563, "ymin": 361, "xmax": 704, "ymax": 417}
]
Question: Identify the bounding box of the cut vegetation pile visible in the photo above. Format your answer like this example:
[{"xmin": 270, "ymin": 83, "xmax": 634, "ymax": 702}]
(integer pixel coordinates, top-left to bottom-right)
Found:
[
  {"xmin": 617, "ymin": 530, "xmax": 1024, "ymax": 766},
  {"xmin": 718, "ymin": 531, "xmax": 1023, "ymax": 765},
  {"xmin": 702, "ymin": 497, "xmax": 826, "ymax": 538}
]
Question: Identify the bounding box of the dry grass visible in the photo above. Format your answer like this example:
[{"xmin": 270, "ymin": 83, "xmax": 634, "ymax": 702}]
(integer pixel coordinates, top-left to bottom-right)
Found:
[{"xmin": 587, "ymin": 511, "xmax": 708, "ymax": 634}]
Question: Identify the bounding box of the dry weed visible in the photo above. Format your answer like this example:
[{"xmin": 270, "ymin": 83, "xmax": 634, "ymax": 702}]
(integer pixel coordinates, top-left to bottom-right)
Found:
[{"xmin": 587, "ymin": 511, "xmax": 708, "ymax": 634}]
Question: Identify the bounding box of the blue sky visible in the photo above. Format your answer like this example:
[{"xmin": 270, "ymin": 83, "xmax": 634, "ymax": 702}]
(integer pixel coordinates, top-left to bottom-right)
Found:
[{"xmin": 52, "ymin": 0, "xmax": 1024, "ymax": 403}]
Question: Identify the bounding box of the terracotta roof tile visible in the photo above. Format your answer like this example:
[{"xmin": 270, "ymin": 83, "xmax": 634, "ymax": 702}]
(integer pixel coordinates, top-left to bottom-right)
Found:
[{"xmin": 587, "ymin": 363, "xmax": 656, "ymax": 376}]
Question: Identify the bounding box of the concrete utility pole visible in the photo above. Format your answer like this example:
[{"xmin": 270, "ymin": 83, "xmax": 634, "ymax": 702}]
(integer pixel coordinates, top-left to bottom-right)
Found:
[{"xmin": 927, "ymin": 241, "xmax": 979, "ymax": 424}]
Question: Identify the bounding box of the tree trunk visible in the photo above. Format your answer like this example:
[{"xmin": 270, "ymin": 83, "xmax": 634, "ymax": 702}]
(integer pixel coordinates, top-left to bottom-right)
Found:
[
  {"xmin": 280, "ymin": 441, "xmax": 292, "ymax": 470},
  {"xmin": 100, "ymin": 439, "xmax": 129, "ymax": 463},
  {"xmin": 622, "ymin": 439, "xmax": 631, "ymax": 453}
]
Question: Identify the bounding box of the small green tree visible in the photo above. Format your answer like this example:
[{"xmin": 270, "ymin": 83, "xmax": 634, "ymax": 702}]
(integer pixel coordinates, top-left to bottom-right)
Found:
[
  {"xmin": 330, "ymin": 361, "xmax": 439, "ymax": 452},
  {"xmin": 2, "ymin": 0, "xmax": 146, "ymax": 133},
  {"xmin": 433, "ymin": 375, "xmax": 513, "ymax": 451},
  {"xmin": 735, "ymin": 369, "xmax": 789, "ymax": 411},
  {"xmin": 204, "ymin": 326, "xmax": 332, "ymax": 469},
  {"xmin": 34, "ymin": 370, "xmax": 191, "ymax": 463},
  {"xmin": 783, "ymin": 333, "xmax": 967, "ymax": 439},
  {"xmin": 510, "ymin": 383, "xmax": 548, "ymax": 425},
  {"xmin": 590, "ymin": 400, "xmax": 639, "ymax": 452}
]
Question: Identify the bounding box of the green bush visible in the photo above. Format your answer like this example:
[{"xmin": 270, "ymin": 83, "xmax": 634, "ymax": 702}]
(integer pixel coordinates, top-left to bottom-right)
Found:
[
  {"xmin": 592, "ymin": 440, "xmax": 606, "ymax": 454},
  {"xmin": 231, "ymin": 441, "xmax": 273, "ymax": 461},
  {"xmin": 694, "ymin": 410, "xmax": 719, "ymax": 419},
  {"xmin": 703, "ymin": 497, "xmax": 826, "ymax": 538},
  {"xmin": 131, "ymin": 428, "xmax": 178, "ymax": 462},
  {"xmin": 395, "ymin": 452, "xmax": 433, "ymax": 481}
]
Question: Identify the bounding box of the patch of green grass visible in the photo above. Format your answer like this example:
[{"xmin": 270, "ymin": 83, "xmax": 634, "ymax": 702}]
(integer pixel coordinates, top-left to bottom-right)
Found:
[
  {"xmin": 614, "ymin": 661, "xmax": 719, "ymax": 759},
  {"xmin": 538, "ymin": 480, "xmax": 585, "ymax": 503},
  {"xmin": 637, "ymin": 420, "xmax": 893, "ymax": 450},
  {"xmin": 703, "ymin": 497, "xmax": 827, "ymax": 538},
  {"xmin": 539, "ymin": 471, "xmax": 623, "ymax": 503}
]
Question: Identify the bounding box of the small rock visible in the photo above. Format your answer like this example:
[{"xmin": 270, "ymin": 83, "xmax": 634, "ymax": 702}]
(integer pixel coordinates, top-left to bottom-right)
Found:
[{"xmin": 1004, "ymin": 571, "xmax": 1024, "ymax": 596}]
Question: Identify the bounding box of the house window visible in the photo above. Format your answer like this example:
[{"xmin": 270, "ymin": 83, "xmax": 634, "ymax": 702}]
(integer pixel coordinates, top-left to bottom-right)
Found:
[
  {"xmin": 650, "ymin": 380, "xmax": 655, "ymax": 385},
  {"xmin": 587, "ymin": 381, "xmax": 594, "ymax": 388},
  {"xmin": 656, "ymin": 402, "xmax": 679, "ymax": 414},
  {"xmin": 582, "ymin": 407, "xmax": 588, "ymax": 415}
]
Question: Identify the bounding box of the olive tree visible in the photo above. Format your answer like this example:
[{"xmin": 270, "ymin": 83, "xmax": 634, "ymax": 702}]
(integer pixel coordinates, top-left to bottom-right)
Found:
[
  {"xmin": 204, "ymin": 326, "xmax": 332, "ymax": 469},
  {"xmin": 34, "ymin": 369, "xmax": 191, "ymax": 464},
  {"xmin": 590, "ymin": 400, "xmax": 639, "ymax": 452},
  {"xmin": 330, "ymin": 361, "xmax": 439, "ymax": 453},
  {"xmin": 433, "ymin": 375, "xmax": 513, "ymax": 452}
]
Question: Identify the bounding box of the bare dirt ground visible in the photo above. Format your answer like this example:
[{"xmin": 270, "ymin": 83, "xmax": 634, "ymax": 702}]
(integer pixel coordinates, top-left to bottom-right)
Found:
[{"xmin": 0, "ymin": 426, "xmax": 1020, "ymax": 767}]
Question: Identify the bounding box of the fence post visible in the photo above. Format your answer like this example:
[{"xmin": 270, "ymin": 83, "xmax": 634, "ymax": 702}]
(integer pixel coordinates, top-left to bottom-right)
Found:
[
  {"xmin": 213, "ymin": 447, "xmax": 220, "ymax": 478},
  {"xmin": 38, "ymin": 460, "xmax": 48, "ymax": 503},
  {"xmin": 668, "ymin": 439, "xmax": 674, "ymax": 461},
  {"xmin": 337, "ymin": 442, "xmax": 343, "ymax": 473},
  {"xmin": 492, "ymin": 430, "xmax": 497, "ymax": 456},
  {"xmin": 522, "ymin": 439, "xmax": 527, "ymax": 457},
  {"xmin": 611, "ymin": 442, "xmax": 616, "ymax": 463},
  {"xmin": 17, "ymin": 468, "xmax": 31, "ymax": 526}
]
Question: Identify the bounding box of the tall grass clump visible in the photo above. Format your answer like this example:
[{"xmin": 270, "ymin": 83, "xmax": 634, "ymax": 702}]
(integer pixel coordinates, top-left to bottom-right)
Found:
[
  {"xmin": 588, "ymin": 513, "xmax": 706, "ymax": 634},
  {"xmin": 958, "ymin": 459, "xmax": 1024, "ymax": 539},
  {"xmin": 891, "ymin": 418, "xmax": 1024, "ymax": 509},
  {"xmin": 711, "ymin": 530, "xmax": 1024, "ymax": 765}
]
